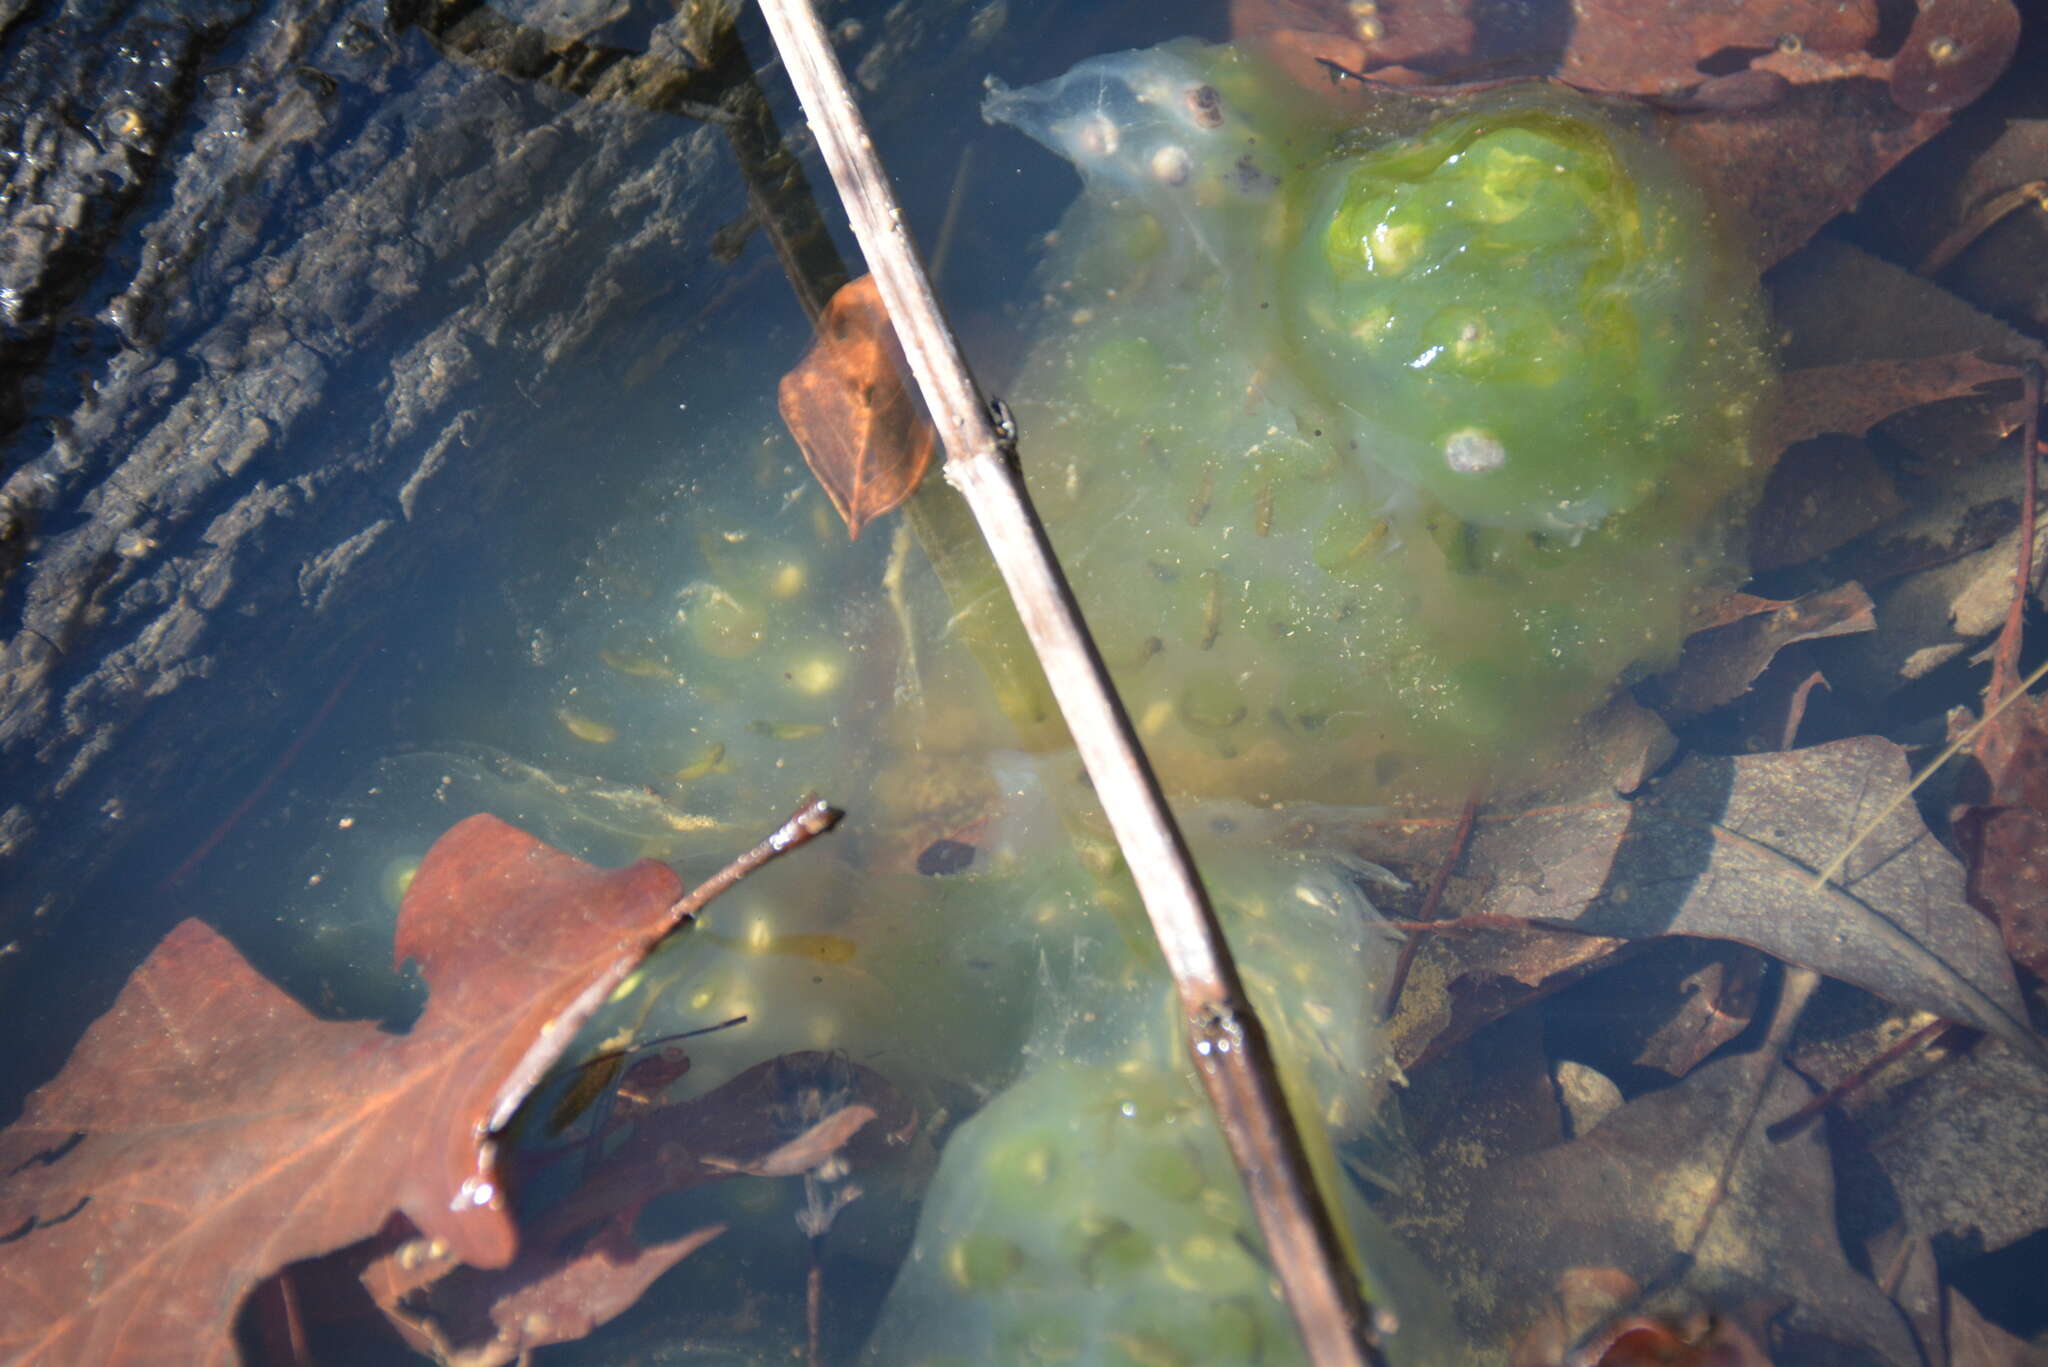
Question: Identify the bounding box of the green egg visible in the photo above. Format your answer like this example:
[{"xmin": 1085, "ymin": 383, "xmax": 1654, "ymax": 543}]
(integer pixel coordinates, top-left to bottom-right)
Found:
[
  {"xmin": 983, "ymin": 1132, "xmax": 1061, "ymax": 1207},
  {"xmin": 945, "ymin": 1232, "xmax": 1027, "ymax": 1293},
  {"xmin": 1068, "ymin": 1215, "xmax": 1156, "ymax": 1287},
  {"xmin": 1134, "ymin": 1141, "xmax": 1205, "ymax": 1204},
  {"xmin": 1177, "ymin": 672, "xmax": 1247, "ymax": 737},
  {"xmin": 1100, "ymin": 1331, "xmax": 1190, "ymax": 1367},
  {"xmin": 1200, "ymin": 1300, "xmax": 1264, "ymax": 1362},
  {"xmin": 1158, "ymin": 1230, "xmax": 1265, "ymax": 1297}
]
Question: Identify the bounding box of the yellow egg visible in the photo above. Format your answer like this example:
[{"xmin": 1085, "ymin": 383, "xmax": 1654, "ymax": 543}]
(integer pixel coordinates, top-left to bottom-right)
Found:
[
  {"xmin": 786, "ymin": 656, "xmax": 844, "ymax": 696},
  {"xmin": 379, "ymin": 857, "xmax": 421, "ymax": 911},
  {"xmin": 748, "ymin": 719, "xmax": 826, "ymax": 741},
  {"xmin": 599, "ymin": 648, "xmax": 673, "ymax": 679},
  {"xmin": 672, "ymin": 742, "xmax": 730, "ymax": 783},
  {"xmin": 556, "ymin": 709, "xmax": 618, "ymax": 744}
]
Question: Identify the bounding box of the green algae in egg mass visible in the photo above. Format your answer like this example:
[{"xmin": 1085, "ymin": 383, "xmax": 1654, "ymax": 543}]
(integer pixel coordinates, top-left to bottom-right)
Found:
[{"xmin": 984, "ymin": 39, "xmax": 1774, "ymax": 805}]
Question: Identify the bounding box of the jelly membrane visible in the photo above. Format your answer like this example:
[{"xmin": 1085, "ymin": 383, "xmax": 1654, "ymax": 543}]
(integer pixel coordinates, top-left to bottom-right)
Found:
[
  {"xmin": 986, "ymin": 39, "xmax": 1773, "ymax": 804},
  {"xmin": 287, "ymin": 37, "xmax": 1772, "ymax": 1366}
]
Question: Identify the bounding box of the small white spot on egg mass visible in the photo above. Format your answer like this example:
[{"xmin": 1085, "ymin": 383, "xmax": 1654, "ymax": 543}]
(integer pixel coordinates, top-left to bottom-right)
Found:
[
  {"xmin": 1443, "ymin": 427, "xmax": 1507, "ymax": 474},
  {"xmin": 1149, "ymin": 144, "xmax": 1191, "ymax": 184}
]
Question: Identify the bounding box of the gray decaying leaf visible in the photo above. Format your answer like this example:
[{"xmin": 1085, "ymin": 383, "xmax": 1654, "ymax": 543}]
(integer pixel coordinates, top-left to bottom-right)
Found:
[
  {"xmin": 1569, "ymin": 739, "xmax": 2041, "ymax": 1063},
  {"xmin": 1747, "ymin": 436, "xmax": 1903, "ymax": 572},
  {"xmin": 1770, "ymin": 240, "xmax": 2043, "ymax": 373},
  {"xmin": 1944, "ymin": 1283, "xmax": 2040, "ymax": 1367},
  {"xmin": 1367, "ymin": 740, "xmax": 2041, "ymax": 1063},
  {"xmin": 1388, "ymin": 1051, "xmax": 1922, "ymax": 1364},
  {"xmin": 1605, "ymin": 939, "xmax": 1768, "ymax": 1078},
  {"xmin": 1646, "ymin": 583, "xmax": 1875, "ymax": 718},
  {"xmin": 1857, "ymin": 1038, "xmax": 2048, "ymax": 1258}
]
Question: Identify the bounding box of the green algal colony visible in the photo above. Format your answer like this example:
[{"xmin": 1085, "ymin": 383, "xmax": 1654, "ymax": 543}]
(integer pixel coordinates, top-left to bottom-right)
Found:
[{"xmin": 296, "ymin": 38, "xmax": 1770, "ymax": 1365}]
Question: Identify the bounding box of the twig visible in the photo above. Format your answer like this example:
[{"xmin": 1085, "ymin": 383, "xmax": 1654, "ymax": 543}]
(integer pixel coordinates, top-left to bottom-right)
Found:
[
  {"xmin": 1812, "ymin": 371, "xmax": 2047, "ymax": 892},
  {"xmin": 1381, "ymin": 790, "xmax": 1481, "ymax": 1019},
  {"xmin": 1765, "ymin": 1016, "xmax": 1954, "ymax": 1143},
  {"xmin": 1917, "ymin": 180, "xmax": 2048, "ymax": 276},
  {"xmin": 1808, "ymin": 654, "xmax": 2048, "ymax": 891},
  {"xmin": 1988, "ymin": 361, "xmax": 2043, "ymax": 708},
  {"xmin": 1684, "ymin": 965, "xmax": 1817, "ymax": 1260},
  {"xmin": 750, "ymin": 3, "xmax": 1388, "ymax": 1362},
  {"xmin": 1627, "ymin": 963, "xmax": 1819, "ymax": 1329},
  {"xmin": 670, "ymin": 793, "xmax": 840, "ymax": 921}
]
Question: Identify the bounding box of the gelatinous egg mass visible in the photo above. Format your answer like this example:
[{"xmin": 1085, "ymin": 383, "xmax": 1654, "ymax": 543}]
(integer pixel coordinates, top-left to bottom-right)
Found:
[
  {"xmin": 986, "ymin": 41, "xmax": 1774, "ymax": 803},
  {"xmin": 1287, "ymin": 98, "xmax": 1762, "ymax": 534}
]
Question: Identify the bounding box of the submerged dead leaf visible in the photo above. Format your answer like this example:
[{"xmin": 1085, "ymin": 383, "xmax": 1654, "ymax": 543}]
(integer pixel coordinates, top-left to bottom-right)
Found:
[
  {"xmin": 1556, "ymin": 0, "xmax": 1883, "ymax": 104},
  {"xmin": 1664, "ymin": 83, "xmax": 1949, "ymax": 268},
  {"xmin": 1773, "ymin": 352, "xmax": 2020, "ymax": 451},
  {"xmin": 1888, "ymin": 0, "xmax": 2024, "ymax": 114},
  {"xmin": 0, "ymin": 812, "xmax": 823, "ymax": 1365},
  {"xmin": 1396, "ymin": 1051, "xmax": 1918, "ymax": 1363},
  {"xmin": 1229, "ymin": 0, "xmax": 1485, "ymax": 88},
  {"xmin": 1856, "ymin": 1037, "xmax": 2048, "ymax": 1258},
  {"xmin": 779, "ymin": 274, "xmax": 935, "ymax": 540},
  {"xmin": 1559, "ymin": 938, "xmax": 1768, "ymax": 1080},
  {"xmin": 1747, "ymin": 436, "xmax": 1904, "ymax": 572},
  {"xmin": 1231, "ymin": 0, "xmax": 2015, "ymax": 270},
  {"xmin": 1511, "ymin": 1267, "xmax": 1779, "ymax": 1367},
  {"xmin": 1954, "ymin": 701, "xmax": 2048, "ymax": 979},
  {"xmin": 1648, "ymin": 582, "xmax": 1875, "ymax": 719},
  {"xmin": 370, "ymin": 1052, "xmax": 912, "ymax": 1367},
  {"xmin": 1945, "ymin": 1283, "xmax": 2039, "ymax": 1367},
  {"xmin": 1365, "ymin": 741, "xmax": 2042, "ymax": 1068},
  {"xmin": 370, "ymin": 1223, "xmax": 726, "ymax": 1367}
]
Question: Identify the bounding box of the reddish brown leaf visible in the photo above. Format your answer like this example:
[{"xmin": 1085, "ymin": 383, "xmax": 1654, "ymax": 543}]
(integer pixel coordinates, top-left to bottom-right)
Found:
[
  {"xmin": 1954, "ymin": 692, "xmax": 2048, "ymax": 979},
  {"xmin": 1773, "ymin": 351, "xmax": 2020, "ymax": 450},
  {"xmin": 1690, "ymin": 592, "xmax": 1796, "ymax": 634},
  {"xmin": 0, "ymin": 814, "xmax": 772, "ymax": 1365},
  {"xmin": 1388, "ymin": 916, "xmax": 1628, "ymax": 1071},
  {"xmin": 1557, "ymin": 0, "xmax": 1881, "ymax": 102},
  {"xmin": 509, "ymin": 1051, "xmax": 913, "ymax": 1255},
  {"xmin": 1230, "ymin": 0, "xmax": 1481, "ymax": 88},
  {"xmin": 778, "ymin": 274, "xmax": 935, "ymax": 540},
  {"xmin": 1232, "ymin": 2, "xmax": 1994, "ymax": 269},
  {"xmin": 1664, "ymin": 83, "xmax": 1949, "ymax": 268},
  {"xmin": 1515, "ymin": 1281, "xmax": 1780, "ymax": 1367},
  {"xmin": 375, "ymin": 1224, "xmax": 726, "ymax": 1367},
  {"xmin": 1624, "ymin": 943, "xmax": 1767, "ymax": 1078},
  {"xmin": 1949, "ymin": 371, "xmax": 2048, "ymax": 978},
  {"xmin": 1889, "ymin": 0, "xmax": 2022, "ymax": 114}
]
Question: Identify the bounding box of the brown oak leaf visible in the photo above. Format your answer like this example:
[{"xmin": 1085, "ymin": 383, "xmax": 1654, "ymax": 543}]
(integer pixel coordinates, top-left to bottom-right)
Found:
[{"xmin": 0, "ymin": 811, "xmax": 819, "ymax": 1365}]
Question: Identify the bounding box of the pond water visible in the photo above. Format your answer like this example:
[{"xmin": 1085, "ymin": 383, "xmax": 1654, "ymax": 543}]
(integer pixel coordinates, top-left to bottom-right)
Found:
[{"xmin": 4, "ymin": 0, "xmax": 2043, "ymax": 1363}]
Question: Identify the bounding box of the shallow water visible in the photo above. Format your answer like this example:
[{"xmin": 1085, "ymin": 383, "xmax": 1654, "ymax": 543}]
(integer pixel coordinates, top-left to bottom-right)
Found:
[{"xmin": 7, "ymin": 0, "xmax": 2042, "ymax": 1363}]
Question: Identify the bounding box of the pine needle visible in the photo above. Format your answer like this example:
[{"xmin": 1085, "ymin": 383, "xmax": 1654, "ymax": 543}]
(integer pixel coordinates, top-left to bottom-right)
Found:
[{"xmin": 1810, "ymin": 655, "xmax": 2048, "ymax": 891}]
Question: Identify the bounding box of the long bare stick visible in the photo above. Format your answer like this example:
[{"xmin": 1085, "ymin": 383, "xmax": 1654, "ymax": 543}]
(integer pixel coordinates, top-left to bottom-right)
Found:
[{"xmin": 751, "ymin": 4, "xmax": 1386, "ymax": 1363}]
